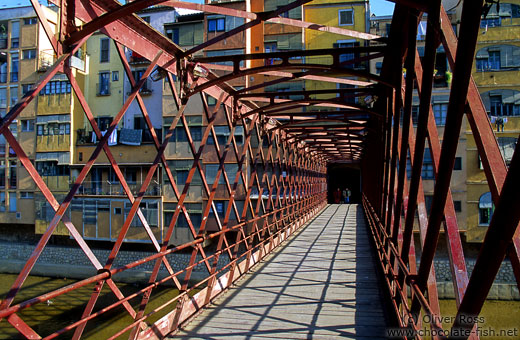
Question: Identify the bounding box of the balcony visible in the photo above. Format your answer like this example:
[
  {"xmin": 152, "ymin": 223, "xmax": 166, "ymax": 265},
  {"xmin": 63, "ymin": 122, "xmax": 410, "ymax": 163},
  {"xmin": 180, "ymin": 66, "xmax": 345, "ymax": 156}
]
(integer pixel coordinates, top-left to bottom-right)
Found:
[
  {"xmin": 75, "ymin": 180, "xmax": 162, "ymax": 196},
  {"xmin": 97, "ymin": 82, "xmax": 111, "ymax": 96},
  {"xmin": 127, "ymin": 79, "xmax": 153, "ymax": 96},
  {"xmin": 129, "ymin": 51, "xmax": 150, "ymax": 65}
]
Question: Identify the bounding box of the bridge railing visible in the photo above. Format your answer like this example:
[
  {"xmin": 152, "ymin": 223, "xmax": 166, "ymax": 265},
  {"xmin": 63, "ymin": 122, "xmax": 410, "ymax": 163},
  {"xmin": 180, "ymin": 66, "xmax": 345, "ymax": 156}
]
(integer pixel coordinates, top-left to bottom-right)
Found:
[
  {"xmin": 360, "ymin": 2, "xmax": 520, "ymax": 339},
  {"xmin": 0, "ymin": 1, "xmax": 331, "ymax": 339}
]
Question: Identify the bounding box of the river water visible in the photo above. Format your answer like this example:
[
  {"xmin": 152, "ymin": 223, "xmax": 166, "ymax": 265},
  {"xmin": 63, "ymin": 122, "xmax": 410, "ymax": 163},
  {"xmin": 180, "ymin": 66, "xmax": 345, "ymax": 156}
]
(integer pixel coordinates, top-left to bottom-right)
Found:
[
  {"xmin": 0, "ymin": 274, "xmax": 186, "ymax": 339},
  {"xmin": 0, "ymin": 274, "xmax": 519, "ymax": 339}
]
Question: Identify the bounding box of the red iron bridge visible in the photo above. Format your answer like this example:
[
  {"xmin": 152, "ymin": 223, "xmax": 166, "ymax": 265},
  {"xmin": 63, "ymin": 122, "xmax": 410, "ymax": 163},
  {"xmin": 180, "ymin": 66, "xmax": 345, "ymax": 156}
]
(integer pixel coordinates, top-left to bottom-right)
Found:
[{"xmin": 0, "ymin": 0, "xmax": 519, "ymax": 339}]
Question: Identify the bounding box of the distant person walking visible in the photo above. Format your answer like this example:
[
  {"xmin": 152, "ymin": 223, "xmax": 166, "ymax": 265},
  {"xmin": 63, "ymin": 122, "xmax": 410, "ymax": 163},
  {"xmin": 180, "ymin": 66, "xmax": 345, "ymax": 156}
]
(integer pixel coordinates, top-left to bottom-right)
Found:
[
  {"xmin": 333, "ymin": 188, "xmax": 341, "ymax": 204},
  {"xmin": 344, "ymin": 187, "xmax": 351, "ymax": 203}
]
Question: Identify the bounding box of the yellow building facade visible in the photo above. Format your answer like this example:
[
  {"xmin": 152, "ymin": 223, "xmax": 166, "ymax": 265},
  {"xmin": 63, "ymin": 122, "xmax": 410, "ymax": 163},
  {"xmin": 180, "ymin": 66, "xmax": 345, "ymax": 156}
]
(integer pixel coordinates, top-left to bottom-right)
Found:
[
  {"xmin": 303, "ymin": 0, "xmax": 369, "ymax": 95},
  {"xmin": 465, "ymin": 1, "xmax": 520, "ymax": 242},
  {"xmin": 0, "ymin": 6, "xmax": 58, "ymax": 227}
]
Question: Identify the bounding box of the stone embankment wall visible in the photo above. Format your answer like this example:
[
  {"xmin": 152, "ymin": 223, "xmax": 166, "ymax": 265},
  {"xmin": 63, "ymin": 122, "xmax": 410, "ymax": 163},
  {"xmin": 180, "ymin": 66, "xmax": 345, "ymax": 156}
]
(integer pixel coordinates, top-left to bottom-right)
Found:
[{"xmin": 0, "ymin": 242, "xmax": 229, "ymax": 284}]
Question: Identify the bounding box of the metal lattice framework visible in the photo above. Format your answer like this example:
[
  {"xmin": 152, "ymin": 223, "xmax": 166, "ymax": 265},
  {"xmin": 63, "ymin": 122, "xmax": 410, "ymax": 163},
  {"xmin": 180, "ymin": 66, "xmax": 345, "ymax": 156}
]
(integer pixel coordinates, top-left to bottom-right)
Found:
[{"xmin": 0, "ymin": 0, "xmax": 519, "ymax": 339}]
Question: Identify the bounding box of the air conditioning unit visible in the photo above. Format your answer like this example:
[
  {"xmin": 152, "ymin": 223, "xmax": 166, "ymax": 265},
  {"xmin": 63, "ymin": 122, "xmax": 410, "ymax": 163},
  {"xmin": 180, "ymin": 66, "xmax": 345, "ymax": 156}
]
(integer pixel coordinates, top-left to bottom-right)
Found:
[{"xmin": 16, "ymin": 212, "xmax": 21, "ymax": 219}]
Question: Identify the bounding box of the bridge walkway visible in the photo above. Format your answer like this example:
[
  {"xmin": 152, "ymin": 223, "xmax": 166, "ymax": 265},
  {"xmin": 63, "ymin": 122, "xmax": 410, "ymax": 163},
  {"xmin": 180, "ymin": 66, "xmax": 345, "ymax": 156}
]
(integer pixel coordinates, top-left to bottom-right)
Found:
[{"xmin": 172, "ymin": 204, "xmax": 389, "ymax": 339}]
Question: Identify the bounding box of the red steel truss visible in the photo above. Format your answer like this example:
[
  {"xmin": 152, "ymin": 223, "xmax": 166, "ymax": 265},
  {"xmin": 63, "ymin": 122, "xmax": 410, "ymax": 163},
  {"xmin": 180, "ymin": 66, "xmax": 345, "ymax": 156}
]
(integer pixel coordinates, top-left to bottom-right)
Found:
[{"xmin": 0, "ymin": 1, "xmax": 519, "ymax": 339}]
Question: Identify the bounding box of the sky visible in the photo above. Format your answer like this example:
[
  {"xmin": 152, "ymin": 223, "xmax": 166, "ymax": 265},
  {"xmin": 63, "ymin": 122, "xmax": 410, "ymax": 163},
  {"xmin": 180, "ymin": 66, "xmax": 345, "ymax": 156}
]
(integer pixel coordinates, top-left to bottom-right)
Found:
[
  {"xmin": 369, "ymin": 0, "xmax": 395, "ymax": 16},
  {"xmin": 2, "ymin": 0, "xmax": 395, "ymax": 15}
]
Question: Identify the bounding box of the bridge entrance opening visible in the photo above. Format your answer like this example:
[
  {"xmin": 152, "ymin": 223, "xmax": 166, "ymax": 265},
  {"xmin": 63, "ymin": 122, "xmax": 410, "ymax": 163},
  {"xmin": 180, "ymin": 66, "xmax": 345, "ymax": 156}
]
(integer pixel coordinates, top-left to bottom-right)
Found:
[{"xmin": 327, "ymin": 164, "xmax": 361, "ymax": 204}]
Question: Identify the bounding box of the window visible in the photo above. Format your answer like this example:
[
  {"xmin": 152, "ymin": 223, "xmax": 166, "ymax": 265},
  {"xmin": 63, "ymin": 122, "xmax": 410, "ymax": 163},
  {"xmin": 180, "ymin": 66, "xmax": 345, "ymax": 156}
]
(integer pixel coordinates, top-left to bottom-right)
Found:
[
  {"xmin": 35, "ymin": 161, "xmax": 68, "ymax": 176},
  {"xmin": 166, "ymin": 204, "xmax": 202, "ymax": 229},
  {"xmin": 112, "ymin": 71, "xmax": 119, "ymax": 81},
  {"xmin": 453, "ymin": 200, "xmax": 462, "ymax": 213},
  {"xmin": 476, "ymin": 49, "xmax": 502, "ymax": 71},
  {"xmin": 422, "ymin": 149, "xmax": 434, "ymax": 179},
  {"xmin": 9, "ymin": 192, "xmax": 16, "ymax": 212},
  {"xmin": 166, "ymin": 27, "xmax": 179, "ymax": 44},
  {"xmin": 125, "ymin": 201, "xmax": 158, "ymax": 228},
  {"xmin": 9, "ymin": 161, "xmax": 16, "ymax": 189},
  {"xmin": 1, "ymin": 60, "xmax": 7, "ymax": 84},
  {"xmin": 417, "ymin": 21, "xmax": 427, "ymax": 40},
  {"xmin": 339, "ymin": 9, "xmax": 354, "ymax": 26},
  {"xmin": 411, "ymin": 105, "xmax": 419, "ymax": 125},
  {"xmin": 0, "ymin": 88, "xmax": 6, "ymax": 111},
  {"xmin": 208, "ymin": 125, "xmax": 244, "ymax": 145},
  {"xmin": 114, "ymin": 207, "xmax": 122, "ymax": 215},
  {"xmin": 454, "ymin": 157, "xmax": 462, "ymax": 170},
  {"xmin": 98, "ymin": 72, "xmax": 110, "ymax": 96},
  {"xmin": 11, "ymin": 21, "xmax": 19, "ymax": 48},
  {"xmin": 375, "ymin": 61, "xmax": 383, "ymax": 75},
  {"xmin": 40, "ymin": 80, "xmax": 71, "ymax": 95},
  {"xmin": 24, "ymin": 17, "xmax": 37, "ymax": 25},
  {"xmin": 478, "ymin": 192, "xmax": 494, "ymax": 226},
  {"xmin": 126, "ymin": 168, "xmax": 138, "ymax": 184},
  {"xmin": 482, "ymin": 89, "xmax": 520, "ymax": 116},
  {"xmin": 165, "ymin": 116, "xmax": 202, "ymax": 143},
  {"xmin": 488, "ymin": 50, "xmax": 500, "ymax": 70},
  {"xmin": 335, "ymin": 41, "xmax": 360, "ymax": 69},
  {"xmin": 23, "ymin": 49, "xmax": 36, "ymax": 60},
  {"xmin": 497, "ymin": 137, "xmax": 517, "ymax": 166},
  {"xmin": 276, "ymin": 6, "xmax": 289, "ymax": 18},
  {"xmin": 20, "ymin": 191, "xmax": 33, "ymax": 198},
  {"xmin": 131, "ymin": 69, "xmax": 152, "ymax": 93},
  {"xmin": 205, "ymin": 163, "xmax": 239, "ymax": 185},
  {"xmin": 100, "ymin": 38, "xmax": 110, "ymax": 62},
  {"xmin": 480, "ymin": 17, "xmax": 501, "ymax": 28},
  {"xmin": 209, "ymin": 126, "xmax": 229, "ymax": 145},
  {"xmin": 0, "ymin": 192, "xmax": 4, "ymax": 212},
  {"xmin": 433, "ymin": 103, "xmax": 448, "ymax": 126},
  {"xmin": 9, "ymin": 86, "xmax": 17, "ymax": 107},
  {"xmin": 10, "ymin": 53, "xmax": 19, "ymax": 82},
  {"xmin": 21, "ymin": 119, "xmax": 34, "ymax": 132},
  {"xmin": 206, "ymin": 94, "xmax": 217, "ymax": 106},
  {"xmin": 424, "ymin": 195, "xmax": 433, "ymax": 214},
  {"xmin": 489, "ymin": 95, "xmax": 502, "ymax": 116},
  {"xmin": 209, "ymin": 201, "xmax": 226, "ymax": 219},
  {"xmin": 22, "ymin": 84, "xmax": 33, "ymax": 95},
  {"xmin": 339, "ymin": 83, "xmax": 356, "ymax": 104},
  {"xmin": 208, "ymin": 18, "xmax": 225, "ymax": 32}
]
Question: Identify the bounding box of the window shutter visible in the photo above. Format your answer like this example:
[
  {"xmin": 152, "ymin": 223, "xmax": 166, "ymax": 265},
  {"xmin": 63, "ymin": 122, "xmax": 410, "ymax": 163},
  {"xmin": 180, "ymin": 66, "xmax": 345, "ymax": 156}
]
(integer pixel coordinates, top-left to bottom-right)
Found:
[
  {"xmin": 500, "ymin": 45, "xmax": 512, "ymax": 67},
  {"xmin": 512, "ymin": 46, "xmax": 520, "ymax": 67},
  {"xmin": 179, "ymin": 25, "xmax": 194, "ymax": 46},
  {"xmin": 288, "ymin": 34, "xmax": 302, "ymax": 50},
  {"xmin": 194, "ymin": 23, "xmax": 203, "ymax": 45},
  {"xmin": 475, "ymin": 48, "xmax": 489, "ymax": 59},
  {"xmin": 502, "ymin": 89, "xmax": 515, "ymax": 104},
  {"xmin": 277, "ymin": 35, "xmax": 289, "ymax": 49}
]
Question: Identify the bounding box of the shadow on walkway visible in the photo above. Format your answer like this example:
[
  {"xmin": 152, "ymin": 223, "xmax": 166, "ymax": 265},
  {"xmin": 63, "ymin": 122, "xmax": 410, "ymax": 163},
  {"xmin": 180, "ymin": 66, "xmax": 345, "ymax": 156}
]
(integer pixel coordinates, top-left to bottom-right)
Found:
[{"xmin": 173, "ymin": 204, "xmax": 389, "ymax": 339}]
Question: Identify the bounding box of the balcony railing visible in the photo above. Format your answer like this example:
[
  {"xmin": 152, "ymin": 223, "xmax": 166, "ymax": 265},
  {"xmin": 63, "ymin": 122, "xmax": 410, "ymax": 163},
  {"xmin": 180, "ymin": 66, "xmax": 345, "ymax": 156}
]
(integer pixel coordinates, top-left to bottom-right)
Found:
[
  {"xmin": 129, "ymin": 51, "xmax": 150, "ymax": 65},
  {"xmin": 75, "ymin": 180, "xmax": 162, "ymax": 196},
  {"xmin": 127, "ymin": 79, "xmax": 153, "ymax": 96}
]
